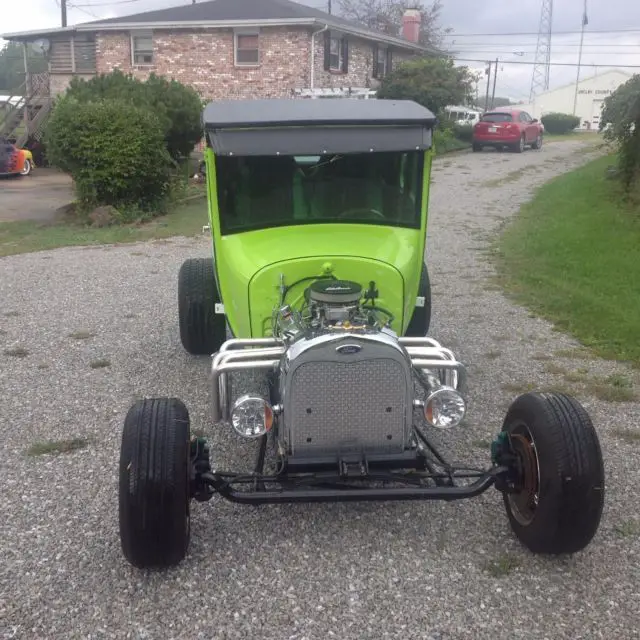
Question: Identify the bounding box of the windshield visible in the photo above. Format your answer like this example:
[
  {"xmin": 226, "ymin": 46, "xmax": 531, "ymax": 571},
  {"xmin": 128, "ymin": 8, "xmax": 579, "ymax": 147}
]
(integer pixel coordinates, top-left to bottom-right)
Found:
[
  {"xmin": 481, "ymin": 112, "xmax": 513, "ymax": 123},
  {"xmin": 215, "ymin": 151, "xmax": 424, "ymax": 235}
]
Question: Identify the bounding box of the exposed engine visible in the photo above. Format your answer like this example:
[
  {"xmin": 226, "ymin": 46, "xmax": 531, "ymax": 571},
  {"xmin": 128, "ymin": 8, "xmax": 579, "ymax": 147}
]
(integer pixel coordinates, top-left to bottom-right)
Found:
[{"xmin": 273, "ymin": 277, "xmax": 395, "ymax": 342}]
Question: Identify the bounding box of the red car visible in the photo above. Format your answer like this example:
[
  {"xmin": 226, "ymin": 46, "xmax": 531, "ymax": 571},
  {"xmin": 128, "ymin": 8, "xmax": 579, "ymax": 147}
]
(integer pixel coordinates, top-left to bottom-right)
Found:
[{"xmin": 472, "ymin": 108, "xmax": 544, "ymax": 153}]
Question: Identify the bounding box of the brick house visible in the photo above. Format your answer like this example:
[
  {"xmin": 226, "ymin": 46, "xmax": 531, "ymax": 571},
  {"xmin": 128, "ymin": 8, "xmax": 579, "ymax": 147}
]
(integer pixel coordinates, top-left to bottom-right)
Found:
[{"xmin": 1, "ymin": 0, "xmax": 434, "ymax": 105}]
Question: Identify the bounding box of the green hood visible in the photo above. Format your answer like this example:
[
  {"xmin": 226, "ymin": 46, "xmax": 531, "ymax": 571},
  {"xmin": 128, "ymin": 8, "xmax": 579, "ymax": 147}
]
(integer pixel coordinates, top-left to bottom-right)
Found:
[{"xmin": 214, "ymin": 223, "xmax": 424, "ymax": 337}]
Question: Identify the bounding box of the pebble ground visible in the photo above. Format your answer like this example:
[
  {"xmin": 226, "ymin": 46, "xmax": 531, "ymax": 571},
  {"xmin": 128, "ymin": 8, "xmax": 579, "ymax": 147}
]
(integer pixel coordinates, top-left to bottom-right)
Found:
[{"xmin": 1, "ymin": 139, "xmax": 639, "ymax": 640}]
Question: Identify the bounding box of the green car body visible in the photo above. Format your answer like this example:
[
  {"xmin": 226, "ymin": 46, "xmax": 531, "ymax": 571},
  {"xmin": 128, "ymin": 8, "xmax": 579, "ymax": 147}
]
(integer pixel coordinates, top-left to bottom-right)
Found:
[{"xmin": 200, "ymin": 98, "xmax": 436, "ymax": 340}]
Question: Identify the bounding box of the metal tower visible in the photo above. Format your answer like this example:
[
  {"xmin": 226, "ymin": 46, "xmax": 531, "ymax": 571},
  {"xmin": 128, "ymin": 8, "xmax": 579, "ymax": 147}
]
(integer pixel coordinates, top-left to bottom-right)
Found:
[{"xmin": 529, "ymin": 0, "xmax": 554, "ymax": 101}]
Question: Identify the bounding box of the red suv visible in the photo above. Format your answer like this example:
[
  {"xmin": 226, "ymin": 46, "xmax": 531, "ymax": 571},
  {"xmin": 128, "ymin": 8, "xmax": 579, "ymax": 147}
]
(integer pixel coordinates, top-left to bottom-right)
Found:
[{"xmin": 472, "ymin": 108, "xmax": 544, "ymax": 153}]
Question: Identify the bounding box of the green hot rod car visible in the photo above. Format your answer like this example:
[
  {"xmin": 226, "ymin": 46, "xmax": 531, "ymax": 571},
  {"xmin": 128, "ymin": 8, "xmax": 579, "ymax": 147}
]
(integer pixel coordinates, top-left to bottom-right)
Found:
[{"xmin": 118, "ymin": 98, "xmax": 604, "ymax": 569}]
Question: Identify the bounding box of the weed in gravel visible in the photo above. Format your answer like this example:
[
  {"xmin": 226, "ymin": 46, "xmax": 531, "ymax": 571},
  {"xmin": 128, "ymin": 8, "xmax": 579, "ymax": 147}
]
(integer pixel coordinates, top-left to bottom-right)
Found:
[
  {"xmin": 564, "ymin": 370, "xmax": 590, "ymax": 383},
  {"xmin": 589, "ymin": 378, "xmax": 636, "ymax": 402},
  {"xmin": 3, "ymin": 310, "xmax": 20, "ymax": 317},
  {"xmin": 27, "ymin": 437, "xmax": 90, "ymax": 456},
  {"xmin": 614, "ymin": 519, "xmax": 640, "ymax": 537},
  {"xmin": 532, "ymin": 353, "xmax": 553, "ymax": 361},
  {"xmin": 612, "ymin": 427, "xmax": 640, "ymax": 444},
  {"xmin": 68, "ymin": 330, "xmax": 96, "ymax": 340},
  {"xmin": 482, "ymin": 168, "xmax": 527, "ymax": 188},
  {"xmin": 4, "ymin": 346, "xmax": 29, "ymax": 357},
  {"xmin": 37, "ymin": 363, "xmax": 49, "ymax": 369},
  {"xmin": 472, "ymin": 438, "xmax": 493, "ymax": 449},
  {"xmin": 484, "ymin": 553, "xmax": 521, "ymax": 577},
  {"xmin": 124, "ymin": 312, "xmax": 137, "ymax": 319},
  {"xmin": 555, "ymin": 347, "xmax": 592, "ymax": 359},
  {"xmin": 90, "ymin": 358, "xmax": 111, "ymax": 369},
  {"xmin": 605, "ymin": 373, "xmax": 633, "ymax": 388},
  {"xmin": 484, "ymin": 350, "xmax": 502, "ymax": 360},
  {"xmin": 543, "ymin": 363, "xmax": 568, "ymax": 375},
  {"xmin": 129, "ymin": 251, "xmax": 148, "ymax": 256}
]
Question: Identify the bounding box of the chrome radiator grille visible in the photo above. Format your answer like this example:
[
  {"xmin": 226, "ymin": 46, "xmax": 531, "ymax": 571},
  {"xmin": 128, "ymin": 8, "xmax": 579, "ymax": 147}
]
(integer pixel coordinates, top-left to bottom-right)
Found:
[{"xmin": 281, "ymin": 336, "xmax": 413, "ymax": 457}]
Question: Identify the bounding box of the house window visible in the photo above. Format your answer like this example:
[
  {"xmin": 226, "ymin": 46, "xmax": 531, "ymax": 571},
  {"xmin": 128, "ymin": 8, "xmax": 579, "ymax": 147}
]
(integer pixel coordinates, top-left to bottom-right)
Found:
[
  {"xmin": 131, "ymin": 32, "xmax": 153, "ymax": 65},
  {"xmin": 373, "ymin": 44, "xmax": 393, "ymax": 79},
  {"xmin": 235, "ymin": 31, "xmax": 260, "ymax": 66},
  {"xmin": 324, "ymin": 31, "xmax": 348, "ymax": 73}
]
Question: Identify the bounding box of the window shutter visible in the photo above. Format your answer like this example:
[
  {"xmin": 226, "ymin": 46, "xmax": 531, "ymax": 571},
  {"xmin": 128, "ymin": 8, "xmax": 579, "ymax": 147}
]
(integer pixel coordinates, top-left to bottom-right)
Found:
[
  {"xmin": 386, "ymin": 49, "xmax": 393, "ymax": 74},
  {"xmin": 323, "ymin": 30, "xmax": 331, "ymax": 71},
  {"xmin": 372, "ymin": 43, "xmax": 379, "ymax": 79},
  {"xmin": 342, "ymin": 37, "xmax": 349, "ymax": 73}
]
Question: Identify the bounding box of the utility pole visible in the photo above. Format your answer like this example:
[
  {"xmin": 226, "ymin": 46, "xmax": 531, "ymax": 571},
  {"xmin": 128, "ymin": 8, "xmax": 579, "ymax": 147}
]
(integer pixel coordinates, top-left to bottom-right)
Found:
[
  {"xmin": 573, "ymin": 0, "xmax": 588, "ymax": 115},
  {"xmin": 61, "ymin": 0, "xmax": 67, "ymax": 27},
  {"xmin": 491, "ymin": 58, "xmax": 498, "ymax": 109},
  {"xmin": 484, "ymin": 61, "xmax": 491, "ymax": 112},
  {"xmin": 328, "ymin": 0, "xmax": 332, "ymax": 14}
]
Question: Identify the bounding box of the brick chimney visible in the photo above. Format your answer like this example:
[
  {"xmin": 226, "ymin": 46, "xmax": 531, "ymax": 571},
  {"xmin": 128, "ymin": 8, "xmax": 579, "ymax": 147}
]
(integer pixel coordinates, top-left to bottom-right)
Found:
[{"xmin": 402, "ymin": 8, "xmax": 422, "ymax": 43}]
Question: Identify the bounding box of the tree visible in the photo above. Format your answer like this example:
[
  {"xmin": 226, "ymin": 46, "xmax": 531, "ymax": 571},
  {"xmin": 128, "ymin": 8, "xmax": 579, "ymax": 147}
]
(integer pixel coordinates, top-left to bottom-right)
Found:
[
  {"xmin": 600, "ymin": 74, "xmax": 640, "ymax": 191},
  {"xmin": 336, "ymin": 0, "xmax": 451, "ymax": 50},
  {"xmin": 0, "ymin": 42, "xmax": 48, "ymax": 94},
  {"xmin": 64, "ymin": 69, "xmax": 203, "ymax": 161},
  {"xmin": 490, "ymin": 97, "xmax": 513, "ymax": 108},
  {"xmin": 376, "ymin": 57, "xmax": 475, "ymax": 115}
]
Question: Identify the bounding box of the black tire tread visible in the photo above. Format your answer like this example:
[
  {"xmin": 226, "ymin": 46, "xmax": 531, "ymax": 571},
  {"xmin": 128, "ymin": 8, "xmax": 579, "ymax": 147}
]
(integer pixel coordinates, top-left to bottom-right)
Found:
[
  {"xmin": 119, "ymin": 397, "xmax": 191, "ymax": 568},
  {"xmin": 178, "ymin": 258, "xmax": 225, "ymax": 355},
  {"xmin": 502, "ymin": 392, "xmax": 604, "ymax": 555}
]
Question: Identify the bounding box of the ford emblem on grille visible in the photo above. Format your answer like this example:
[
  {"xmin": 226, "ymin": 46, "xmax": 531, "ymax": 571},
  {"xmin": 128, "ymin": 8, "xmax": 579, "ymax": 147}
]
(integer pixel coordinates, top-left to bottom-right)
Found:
[{"xmin": 336, "ymin": 344, "xmax": 362, "ymax": 355}]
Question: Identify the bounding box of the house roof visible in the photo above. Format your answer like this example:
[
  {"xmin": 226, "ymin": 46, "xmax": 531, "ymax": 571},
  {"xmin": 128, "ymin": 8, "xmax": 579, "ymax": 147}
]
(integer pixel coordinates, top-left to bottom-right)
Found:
[
  {"xmin": 1, "ymin": 0, "xmax": 437, "ymax": 53},
  {"xmin": 531, "ymin": 69, "xmax": 632, "ymax": 100},
  {"xmin": 203, "ymin": 97, "xmax": 437, "ymax": 128}
]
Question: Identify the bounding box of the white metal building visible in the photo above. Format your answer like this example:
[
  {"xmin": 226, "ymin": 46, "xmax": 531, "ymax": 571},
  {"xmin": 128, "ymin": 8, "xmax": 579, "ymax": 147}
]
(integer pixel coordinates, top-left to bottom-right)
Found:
[{"xmin": 516, "ymin": 69, "xmax": 632, "ymax": 130}]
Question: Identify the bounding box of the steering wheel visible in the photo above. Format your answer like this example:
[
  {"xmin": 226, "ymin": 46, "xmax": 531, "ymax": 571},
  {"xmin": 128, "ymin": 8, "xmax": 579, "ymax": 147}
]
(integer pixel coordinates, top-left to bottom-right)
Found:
[{"xmin": 338, "ymin": 208, "xmax": 386, "ymax": 220}]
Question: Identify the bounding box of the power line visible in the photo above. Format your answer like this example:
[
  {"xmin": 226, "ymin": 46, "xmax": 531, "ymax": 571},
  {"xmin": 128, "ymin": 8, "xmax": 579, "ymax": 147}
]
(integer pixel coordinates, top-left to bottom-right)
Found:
[
  {"xmin": 72, "ymin": 0, "xmax": 145, "ymax": 6},
  {"xmin": 443, "ymin": 28, "xmax": 640, "ymax": 37},
  {"xmin": 453, "ymin": 57, "xmax": 640, "ymax": 69}
]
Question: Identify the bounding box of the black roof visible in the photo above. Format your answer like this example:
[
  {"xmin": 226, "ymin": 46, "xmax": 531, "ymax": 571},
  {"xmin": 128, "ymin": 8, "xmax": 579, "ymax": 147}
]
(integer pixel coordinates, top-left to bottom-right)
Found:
[
  {"xmin": 203, "ymin": 98, "xmax": 437, "ymax": 129},
  {"xmin": 82, "ymin": 0, "xmax": 431, "ymax": 52}
]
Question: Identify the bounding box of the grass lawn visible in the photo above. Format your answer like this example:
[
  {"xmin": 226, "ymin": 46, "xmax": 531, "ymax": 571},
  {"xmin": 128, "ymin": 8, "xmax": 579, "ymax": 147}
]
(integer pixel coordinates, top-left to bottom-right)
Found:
[
  {"xmin": 0, "ymin": 197, "xmax": 208, "ymax": 258},
  {"xmin": 494, "ymin": 154, "xmax": 640, "ymax": 366},
  {"xmin": 545, "ymin": 131, "xmax": 601, "ymax": 143}
]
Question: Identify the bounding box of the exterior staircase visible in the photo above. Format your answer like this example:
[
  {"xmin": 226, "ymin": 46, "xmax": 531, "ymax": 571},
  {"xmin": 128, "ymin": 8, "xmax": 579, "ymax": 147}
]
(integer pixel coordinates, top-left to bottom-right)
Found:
[{"xmin": 0, "ymin": 73, "xmax": 52, "ymax": 148}]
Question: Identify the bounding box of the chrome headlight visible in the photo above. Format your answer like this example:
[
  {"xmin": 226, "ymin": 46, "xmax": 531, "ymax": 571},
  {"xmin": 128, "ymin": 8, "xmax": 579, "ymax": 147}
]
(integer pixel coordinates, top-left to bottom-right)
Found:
[
  {"xmin": 423, "ymin": 387, "xmax": 466, "ymax": 429},
  {"xmin": 230, "ymin": 395, "xmax": 274, "ymax": 439}
]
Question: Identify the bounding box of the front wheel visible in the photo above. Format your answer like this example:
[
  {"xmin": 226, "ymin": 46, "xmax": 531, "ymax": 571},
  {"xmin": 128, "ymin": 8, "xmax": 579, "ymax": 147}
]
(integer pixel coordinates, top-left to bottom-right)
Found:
[
  {"xmin": 500, "ymin": 392, "xmax": 604, "ymax": 555},
  {"xmin": 119, "ymin": 397, "xmax": 192, "ymax": 569},
  {"xmin": 20, "ymin": 158, "xmax": 32, "ymax": 176}
]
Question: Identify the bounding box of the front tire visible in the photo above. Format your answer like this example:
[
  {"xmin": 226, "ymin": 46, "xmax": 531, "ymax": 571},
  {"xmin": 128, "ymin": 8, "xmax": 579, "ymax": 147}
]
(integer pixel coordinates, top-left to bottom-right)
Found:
[
  {"xmin": 119, "ymin": 397, "xmax": 192, "ymax": 569},
  {"xmin": 531, "ymin": 133, "xmax": 543, "ymax": 150},
  {"xmin": 405, "ymin": 263, "xmax": 432, "ymax": 337},
  {"xmin": 178, "ymin": 258, "xmax": 226, "ymax": 355},
  {"xmin": 501, "ymin": 392, "xmax": 604, "ymax": 555},
  {"xmin": 20, "ymin": 158, "xmax": 32, "ymax": 176}
]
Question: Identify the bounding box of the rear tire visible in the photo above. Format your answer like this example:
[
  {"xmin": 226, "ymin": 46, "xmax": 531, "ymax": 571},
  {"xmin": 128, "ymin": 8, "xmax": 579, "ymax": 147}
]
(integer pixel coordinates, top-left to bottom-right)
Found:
[
  {"xmin": 119, "ymin": 397, "xmax": 192, "ymax": 569},
  {"xmin": 178, "ymin": 258, "xmax": 226, "ymax": 355},
  {"xmin": 501, "ymin": 392, "xmax": 604, "ymax": 555},
  {"xmin": 405, "ymin": 263, "xmax": 432, "ymax": 337},
  {"xmin": 513, "ymin": 135, "xmax": 525, "ymax": 153},
  {"xmin": 472, "ymin": 143, "xmax": 482, "ymax": 152}
]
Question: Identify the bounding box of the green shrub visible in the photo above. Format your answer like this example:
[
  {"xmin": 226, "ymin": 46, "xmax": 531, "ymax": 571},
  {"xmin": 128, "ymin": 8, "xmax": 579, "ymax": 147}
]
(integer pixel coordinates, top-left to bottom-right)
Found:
[
  {"xmin": 453, "ymin": 123, "xmax": 474, "ymax": 142},
  {"xmin": 64, "ymin": 69, "xmax": 203, "ymax": 161},
  {"xmin": 45, "ymin": 98, "xmax": 172, "ymax": 216},
  {"xmin": 600, "ymin": 74, "xmax": 640, "ymax": 191},
  {"xmin": 540, "ymin": 112, "xmax": 581, "ymax": 134}
]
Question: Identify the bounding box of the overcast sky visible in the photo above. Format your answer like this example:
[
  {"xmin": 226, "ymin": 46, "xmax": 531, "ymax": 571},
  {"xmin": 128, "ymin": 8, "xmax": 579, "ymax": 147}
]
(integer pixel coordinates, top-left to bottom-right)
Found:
[{"xmin": 2, "ymin": 0, "xmax": 639, "ymax": 100}]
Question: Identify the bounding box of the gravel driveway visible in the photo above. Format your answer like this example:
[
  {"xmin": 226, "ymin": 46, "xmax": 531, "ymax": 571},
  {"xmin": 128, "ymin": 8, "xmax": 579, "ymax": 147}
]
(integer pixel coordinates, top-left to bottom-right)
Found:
[{"xmin": 2, "ymin": 139, "xmax": 639, "ymax": 640}]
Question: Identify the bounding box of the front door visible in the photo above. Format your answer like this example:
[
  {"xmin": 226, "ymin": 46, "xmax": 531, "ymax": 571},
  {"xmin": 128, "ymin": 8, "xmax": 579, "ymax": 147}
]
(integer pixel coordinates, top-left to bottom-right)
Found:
[{"xmin": 591, "ymin": 99, "xmax": 604, "ymax": 129}]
